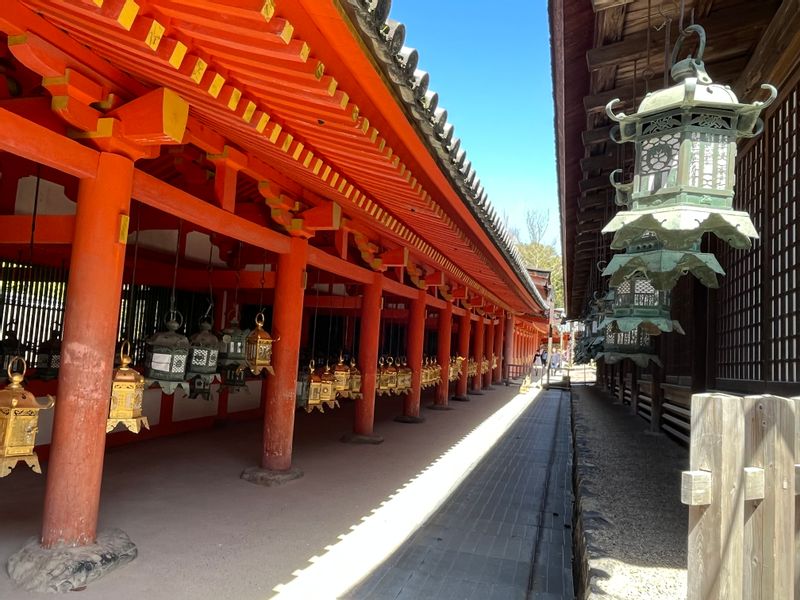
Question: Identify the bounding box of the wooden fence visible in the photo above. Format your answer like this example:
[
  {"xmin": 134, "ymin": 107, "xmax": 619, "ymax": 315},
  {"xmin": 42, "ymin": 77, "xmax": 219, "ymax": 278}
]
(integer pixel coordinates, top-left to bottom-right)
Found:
[{"xmin": 681, "ymin": 393, "xmax": 798, "ymax": 599}]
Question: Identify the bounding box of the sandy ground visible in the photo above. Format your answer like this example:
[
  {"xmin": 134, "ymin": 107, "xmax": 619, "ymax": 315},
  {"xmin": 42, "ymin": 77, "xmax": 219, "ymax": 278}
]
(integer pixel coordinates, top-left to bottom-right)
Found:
[
  {"xmin": 1, "ymin": 385, "xmax": 527, "ymax": 600},
  {"xmin": 571, "ymin": 369, "xmax": 688, "ymax": 600}
]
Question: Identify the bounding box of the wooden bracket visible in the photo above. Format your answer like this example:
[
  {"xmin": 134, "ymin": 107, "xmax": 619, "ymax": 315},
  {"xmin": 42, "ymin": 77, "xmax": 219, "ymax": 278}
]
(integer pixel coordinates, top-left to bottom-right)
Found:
[{"xmin": 208, "ymin": 145, "xmax": 247, "ymax": 212}]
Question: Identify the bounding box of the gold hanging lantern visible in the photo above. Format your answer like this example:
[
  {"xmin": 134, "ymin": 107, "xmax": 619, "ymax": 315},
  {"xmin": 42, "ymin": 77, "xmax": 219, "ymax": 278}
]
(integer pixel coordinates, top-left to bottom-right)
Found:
[
  {"xmin": 348, "ymin": 359, "xmax": 362, "ymax": 399},
  {"xmin": 244, "ymin": 312, "xmax": 277, "ymax": 376},
  {"xmin": 492, "ymin": 354, "xmax": 498, "ymax": 370},
  {"xmin": 319, "ymin": 363, "xmax": 338, "ymax": 408},
  {"xmin": 397, "ymin": 357, "xmax": 412, "ymax": 394},
  {"xmin": 107, "ymin": 341, "xmax": 149, "ymax": 434},
  {"xmin": 420, "ymin": 357, "xmax": 430, "ymax": 389},
  {"xmin": 0, "ymin": 357, "xmax": 54, "ymax": 477},
  {"xmin": 480, "ymin": 357, "xmax": 490, "ymax": 375},
  {"xmin": 302, "ymin": 361, "xmax": 326, "ymax": 413},
  {"xmin": 449, "ymin": 356, "xmax": 465, "ymax": 382},
  {"xmin": 433, "ymin": 359, "xmax": 442, "ymax": 386},
  {"xmin": 467, "ymin": 358, "xmax": 477, "ymax": 377},
  {"xmin": 333, "ymin": 354, "xmax": 351, "ymax": 393}
]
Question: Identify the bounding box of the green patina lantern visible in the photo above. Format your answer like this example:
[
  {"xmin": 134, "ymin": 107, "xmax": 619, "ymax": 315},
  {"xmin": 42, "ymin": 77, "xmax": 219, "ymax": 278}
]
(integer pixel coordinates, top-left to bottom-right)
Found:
[
  {"xmin": 218, "ymin": 315, "xmax": 249, "ymax": 392},
  {"xmin": 187, "ymin": 318, "xmax": 221, "ymax": 400},
  {"xmin": 35, "ymin": 324, "xmax": 62, "ymax": 381},
  {"xmin": 144, "ymin": 311, "xmax": 190, "ymax": 394},
  {"xmin": 599, "ymin": 276, "xmax": 683, "ymax": 336},
  {"xmin": 598, "ymin": 322, "xmax": 661, "ymax": 369},
  {"xmin": 0, "ymin": 321, "xmax": 28, "ymax": 380},
  {"xmin": 603, "ymin": 233, "xmax": 724, "ymax": 290},
  {"xmin": 603, "ymin": 24, "xmax": 775, "ymax": 253}
]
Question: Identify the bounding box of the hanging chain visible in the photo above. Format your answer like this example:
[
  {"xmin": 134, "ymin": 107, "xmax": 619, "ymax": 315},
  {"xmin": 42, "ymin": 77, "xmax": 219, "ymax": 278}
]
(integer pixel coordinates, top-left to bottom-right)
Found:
[
  {"xmin": 126, "ymin": 207, "xmax": 141, "ymax": 340},
  {"xmin": 309, "ymin": 268, "xmax": 322, "ymax": 366},
  {"xmin": 662, "ymin": 8, "xmax": 673, "ymax": 88},
  {"xmin": 169, "ymin": 220, "xmax": 182, "ymax": 317},
  {"xmin": 29, "ymin": 164, "xmax": 41, "ymax": 260},
  {"xmin": 258, "ymin": 249, "xmax": 267, "ymax": 312},
  {"xmin": 204, "ymin": 239, "xmax": 214, "ymax": 323},
  {"xmin": 325, "ymin": 281, "xmax": 333, "ymax": 366},
  {"xmin": 233, "ymin": 242, "xmax": 242, "ymax": 322}
]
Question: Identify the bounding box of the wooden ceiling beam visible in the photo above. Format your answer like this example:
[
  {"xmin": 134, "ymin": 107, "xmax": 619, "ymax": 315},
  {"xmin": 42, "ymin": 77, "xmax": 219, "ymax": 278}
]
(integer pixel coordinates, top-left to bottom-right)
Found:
[
  {"xmin": 591, "ymin": 0, "xmax": 634, "ymax": 13},
  {"xmin": 587, "ymin": 3, "xmax": 774, "ymax": 71},
  {"xmin": 580, "ymin": 153, "xmax": 619, "ymax": 173},
  {"xmin": 582, "ymin": 126, "xmax": 614, "ymax": 146},
  {"xmin": 734, "ymin": 0, "xmax": 800, "ymax": 99}
]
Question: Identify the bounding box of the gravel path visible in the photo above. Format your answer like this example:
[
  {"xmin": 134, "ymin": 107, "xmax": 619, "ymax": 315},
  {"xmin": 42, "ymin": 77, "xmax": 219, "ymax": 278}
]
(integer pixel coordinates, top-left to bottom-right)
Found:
[{"xmin": 571, "ymin": 374, "xmax": 688, "ymax": 599}]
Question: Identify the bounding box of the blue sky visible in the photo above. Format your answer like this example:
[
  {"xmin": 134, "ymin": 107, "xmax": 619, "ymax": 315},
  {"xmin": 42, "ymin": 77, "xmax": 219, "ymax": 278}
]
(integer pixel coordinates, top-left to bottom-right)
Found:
[{"xmin": 389, "ymin": 0, "xmax": 559, "ymax": 247}]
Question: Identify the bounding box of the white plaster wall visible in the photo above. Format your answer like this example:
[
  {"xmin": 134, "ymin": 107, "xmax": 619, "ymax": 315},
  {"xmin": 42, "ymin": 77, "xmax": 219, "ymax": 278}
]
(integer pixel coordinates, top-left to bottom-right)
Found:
[
  {"xmin": 16, "ymin": 176, "xmax": 76, "ymax": 215},
  {"xmin": 227, "ymin": 379, "xmax": 262, "ymax": 413}
]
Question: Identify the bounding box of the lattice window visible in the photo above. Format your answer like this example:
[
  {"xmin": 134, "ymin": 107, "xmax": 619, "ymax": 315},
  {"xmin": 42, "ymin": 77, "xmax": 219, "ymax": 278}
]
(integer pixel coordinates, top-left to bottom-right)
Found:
[
  {"xmin": 768, "ymin": 85, "xmax": 800, "ymax": 382},
  {"xmin": 716, "ymin": 134, "xmax": 763, "ymax": 381},
  {"xmin": 638, "ymin": 131, "xmax": 681, "ymax": 193}
]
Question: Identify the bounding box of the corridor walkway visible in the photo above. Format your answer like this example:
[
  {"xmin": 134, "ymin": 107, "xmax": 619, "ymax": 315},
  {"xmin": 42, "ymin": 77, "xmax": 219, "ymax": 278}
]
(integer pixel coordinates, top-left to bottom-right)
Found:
[
  {"xmin": 1, "ymin": 382, "xmax": 572, "ymax": 599},
  {"xmin": 345, "ymin": 388, "xmax": 574, "ymax": 600}
]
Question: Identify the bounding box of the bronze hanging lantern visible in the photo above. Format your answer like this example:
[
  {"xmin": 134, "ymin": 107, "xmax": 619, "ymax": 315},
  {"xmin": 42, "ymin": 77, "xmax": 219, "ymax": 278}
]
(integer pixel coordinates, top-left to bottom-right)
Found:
[
  {"xmin": 107, "ymin": 341, "xmax": 149, "ymax": 434},
  {"xmin": 480, "ymin": 356, "xmax": 490, "ymax": 375},
  {"xmin": 333, "ymin": 353, "xmax": 351, "ymax": 394},
  {"xmin": 603, "ymin": 25, "xmax": 775, "ymax": 255},
  {"xmin": 187, "ymin": 318, "xmax": 221, "ymax": 400},
  {"xmin": 598, "ymin": 322, "xmax": 661, "ymax": 369},
  {"xmin": 0, "ymin": 321, "xmax": 28, "ymax": 381},
  {"xmin": 348, "ymin": 359, "xmax": 362, "ymax": 399},
  {"xmin": 144, "ymin": 311, "xmax": 190, "ymax": 394},
  {"xmin": 219, "ymin": 315, "xmax": 249, "ymax": 391},
  {"xmin": 319, "ymin": 363, "xmax": 339, "ymax": 410},
  {"xmin": 467, "ymin": 358, "xmax": 477, "ymax": 378},
  {"xmin": 35, "ymin": 323, "xmax": 62, "ymax": 381},
  {"xmin": 301, "ymin": 361, "xmax": 324, "ymax": 412},
  {"xmin": 397, "ymin": 357, "xmax": 412, "ymax": 394},
  {"xmin": 449, "ymin": 356, "xmax": 465, "ymax": 382},
  {"xmin": 244, "ymin": 312, "xmax": 277, "ymax": 376},
  {"xmin": 599, "ymin": 276, "xmax": 684, "ymax": 336},
  {"xmin": 603, "ymin": 232, "xmax": 724, "ymax": 291},
  {"xmin": 0, "ymin": 357, "xmax": 54, "ymax": 477}
]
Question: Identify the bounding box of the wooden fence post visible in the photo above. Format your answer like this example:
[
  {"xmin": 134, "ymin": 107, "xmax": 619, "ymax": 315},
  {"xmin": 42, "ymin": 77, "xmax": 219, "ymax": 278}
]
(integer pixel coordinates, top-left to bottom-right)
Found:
[
  {"xmin": 683, "ymin": 393, "xmax": 746, "ymax": 600},
  {"xmin": 683, "ymin": 394, "xmax": 797, "ymax": 599}
]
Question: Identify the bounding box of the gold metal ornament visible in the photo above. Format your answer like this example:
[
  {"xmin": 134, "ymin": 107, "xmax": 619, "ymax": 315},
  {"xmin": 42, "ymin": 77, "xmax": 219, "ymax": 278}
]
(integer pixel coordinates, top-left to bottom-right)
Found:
[
  {"xmin": 244, "ymin": 312, "xmax": 277, "ymax": 376},
  {"xmin": 397, "ymin": 357, "xmax": 412, "ymax": 395},
  {"xmin": 108, "ymin": 341, "xmax": 149, "ymax": 434},
  {"xmin": 348, "ymin": 359, "xmax": 362, "ymax": 399},
  {"xmin": 333, "ymin": 354, "xmax": 351, "ymax": 393},
  {"xmin": 0, "ymin": 357, "xmax": 54, "ymax": 477}
]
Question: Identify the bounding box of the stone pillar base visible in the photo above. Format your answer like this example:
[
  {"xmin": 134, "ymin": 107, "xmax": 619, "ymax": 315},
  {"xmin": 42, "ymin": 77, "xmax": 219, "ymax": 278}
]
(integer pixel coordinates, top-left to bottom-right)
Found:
[
  {"xmin": 468, "ymin": 389, "xmax": 484, "ymax": 396},
  {"xmin": 241, "ymin": 466, "xmax": 303, "ymax": 486},
  {"xmin": 393, "ymin": 415, "xmax": 425, "ymax": 424},
  {"xmin": 450, "ymin": 395, "xmax": 470, "ymax": 402},
  {"xmin": 7, "ymin": 529, "xmax": 136, "ymax": 593},
  {"xmin": 340, "ymin": 433, "xmax": 384, "ymax": 445},
  {"xmin": 427, "ymin": 403, "xmax": 453, "ymax": 411}
]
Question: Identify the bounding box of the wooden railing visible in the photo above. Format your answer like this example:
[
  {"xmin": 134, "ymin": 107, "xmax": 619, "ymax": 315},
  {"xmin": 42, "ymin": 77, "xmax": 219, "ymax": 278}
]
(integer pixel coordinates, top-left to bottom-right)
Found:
[{"xmin": 681, "ymin": 393, "xmax": 798, "ymax": 599}]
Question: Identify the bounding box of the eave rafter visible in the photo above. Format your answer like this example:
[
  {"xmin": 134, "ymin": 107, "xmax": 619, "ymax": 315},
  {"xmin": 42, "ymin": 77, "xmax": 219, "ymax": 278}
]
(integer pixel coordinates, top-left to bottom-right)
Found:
[{"xmin": 2, "ymin": 0, "xmax": 527, "ymax": 313}]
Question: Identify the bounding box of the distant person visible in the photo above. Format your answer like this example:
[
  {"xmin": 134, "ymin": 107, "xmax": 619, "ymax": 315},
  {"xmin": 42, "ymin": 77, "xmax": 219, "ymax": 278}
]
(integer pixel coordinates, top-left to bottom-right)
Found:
[
  {"xmin": 533, "ymin": 351, "xmax": 543, "ymax": 378},
  {"xmin": 551, "ymin": 351, "xmax": 561, "ymax": 374}
]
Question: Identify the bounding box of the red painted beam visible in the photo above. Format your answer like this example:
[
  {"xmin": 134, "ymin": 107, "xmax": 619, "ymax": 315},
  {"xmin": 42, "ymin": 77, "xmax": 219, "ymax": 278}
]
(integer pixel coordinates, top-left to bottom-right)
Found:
[
  {"xmin": 0, "ymin": 215, "xmax": 75, "ymax": 244},
  {"xmin": 132, "ymin": 170, "xmax": 291, "ymax": 255},
  {"xmin": 0, "ymin": 108, "xmax": 98, "ymax": 178}
]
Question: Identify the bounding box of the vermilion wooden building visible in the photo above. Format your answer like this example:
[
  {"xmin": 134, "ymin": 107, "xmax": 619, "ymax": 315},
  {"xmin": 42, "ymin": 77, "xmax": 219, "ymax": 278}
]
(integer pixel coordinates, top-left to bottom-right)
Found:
[
  {"xmin": 0, "ymin": 0, "xmax": 551, "ymax": 588},
  {"xmin": 552, "ymin": 0, "xmax": 800, "ymax": 438}
]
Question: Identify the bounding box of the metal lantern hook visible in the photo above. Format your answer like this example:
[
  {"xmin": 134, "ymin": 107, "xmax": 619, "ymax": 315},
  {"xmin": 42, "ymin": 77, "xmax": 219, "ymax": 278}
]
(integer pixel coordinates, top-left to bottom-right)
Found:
[{"xmin": 671, "ymin": 24, "xmax": 706, "ymax": 67}]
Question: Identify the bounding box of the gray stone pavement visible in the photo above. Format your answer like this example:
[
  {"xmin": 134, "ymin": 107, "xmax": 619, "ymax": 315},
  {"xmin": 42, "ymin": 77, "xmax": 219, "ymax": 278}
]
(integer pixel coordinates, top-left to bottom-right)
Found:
[{"xmin": 345, "ymin": 388, "xmax": 574, "ymax": 600}]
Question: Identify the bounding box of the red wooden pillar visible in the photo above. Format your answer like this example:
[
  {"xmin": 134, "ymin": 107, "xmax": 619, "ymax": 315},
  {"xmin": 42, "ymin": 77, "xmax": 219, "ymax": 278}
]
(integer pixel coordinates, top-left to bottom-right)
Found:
[
  {"xmin": 494, "ymin": 314, "xmax": 505, "ymax": 383},
  {"xmin": 41, "ymin": 153, "xmax": 133, "ymax": 547},
  {"xmin": 453, "ymin": 310, "xmax": 471, "ymax": 401},
  {"xmin": 503, "ymin": 314, "xmax": 514, "ymax": 380},
  {"xmin": 471, "ymin": 316, "xmax": 485, "ymax": 393},
  {"xmin": 434, "ymin": 301, "xmax": 453, "ymax": 406},
  {"xmin": 259, "ymin": 237, "xmax": 307, "ymax": 474},
  {"xmin": 398, "ymin": 288, "xmax": 426, "ymax": 422},
  {"xmin": 483, "ymin": 317, "xmax": 495, "ymax": 389},
  {"xmin": 349, "ymin": 272, "xmax": 382, "ymax": 441}
]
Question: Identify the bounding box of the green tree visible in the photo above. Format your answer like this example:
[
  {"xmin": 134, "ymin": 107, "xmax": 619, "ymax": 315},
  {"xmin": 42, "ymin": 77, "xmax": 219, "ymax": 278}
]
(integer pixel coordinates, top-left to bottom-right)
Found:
[{"xmin": 511, "ymin": 210, "xmax": 563, "ymax": 308}]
